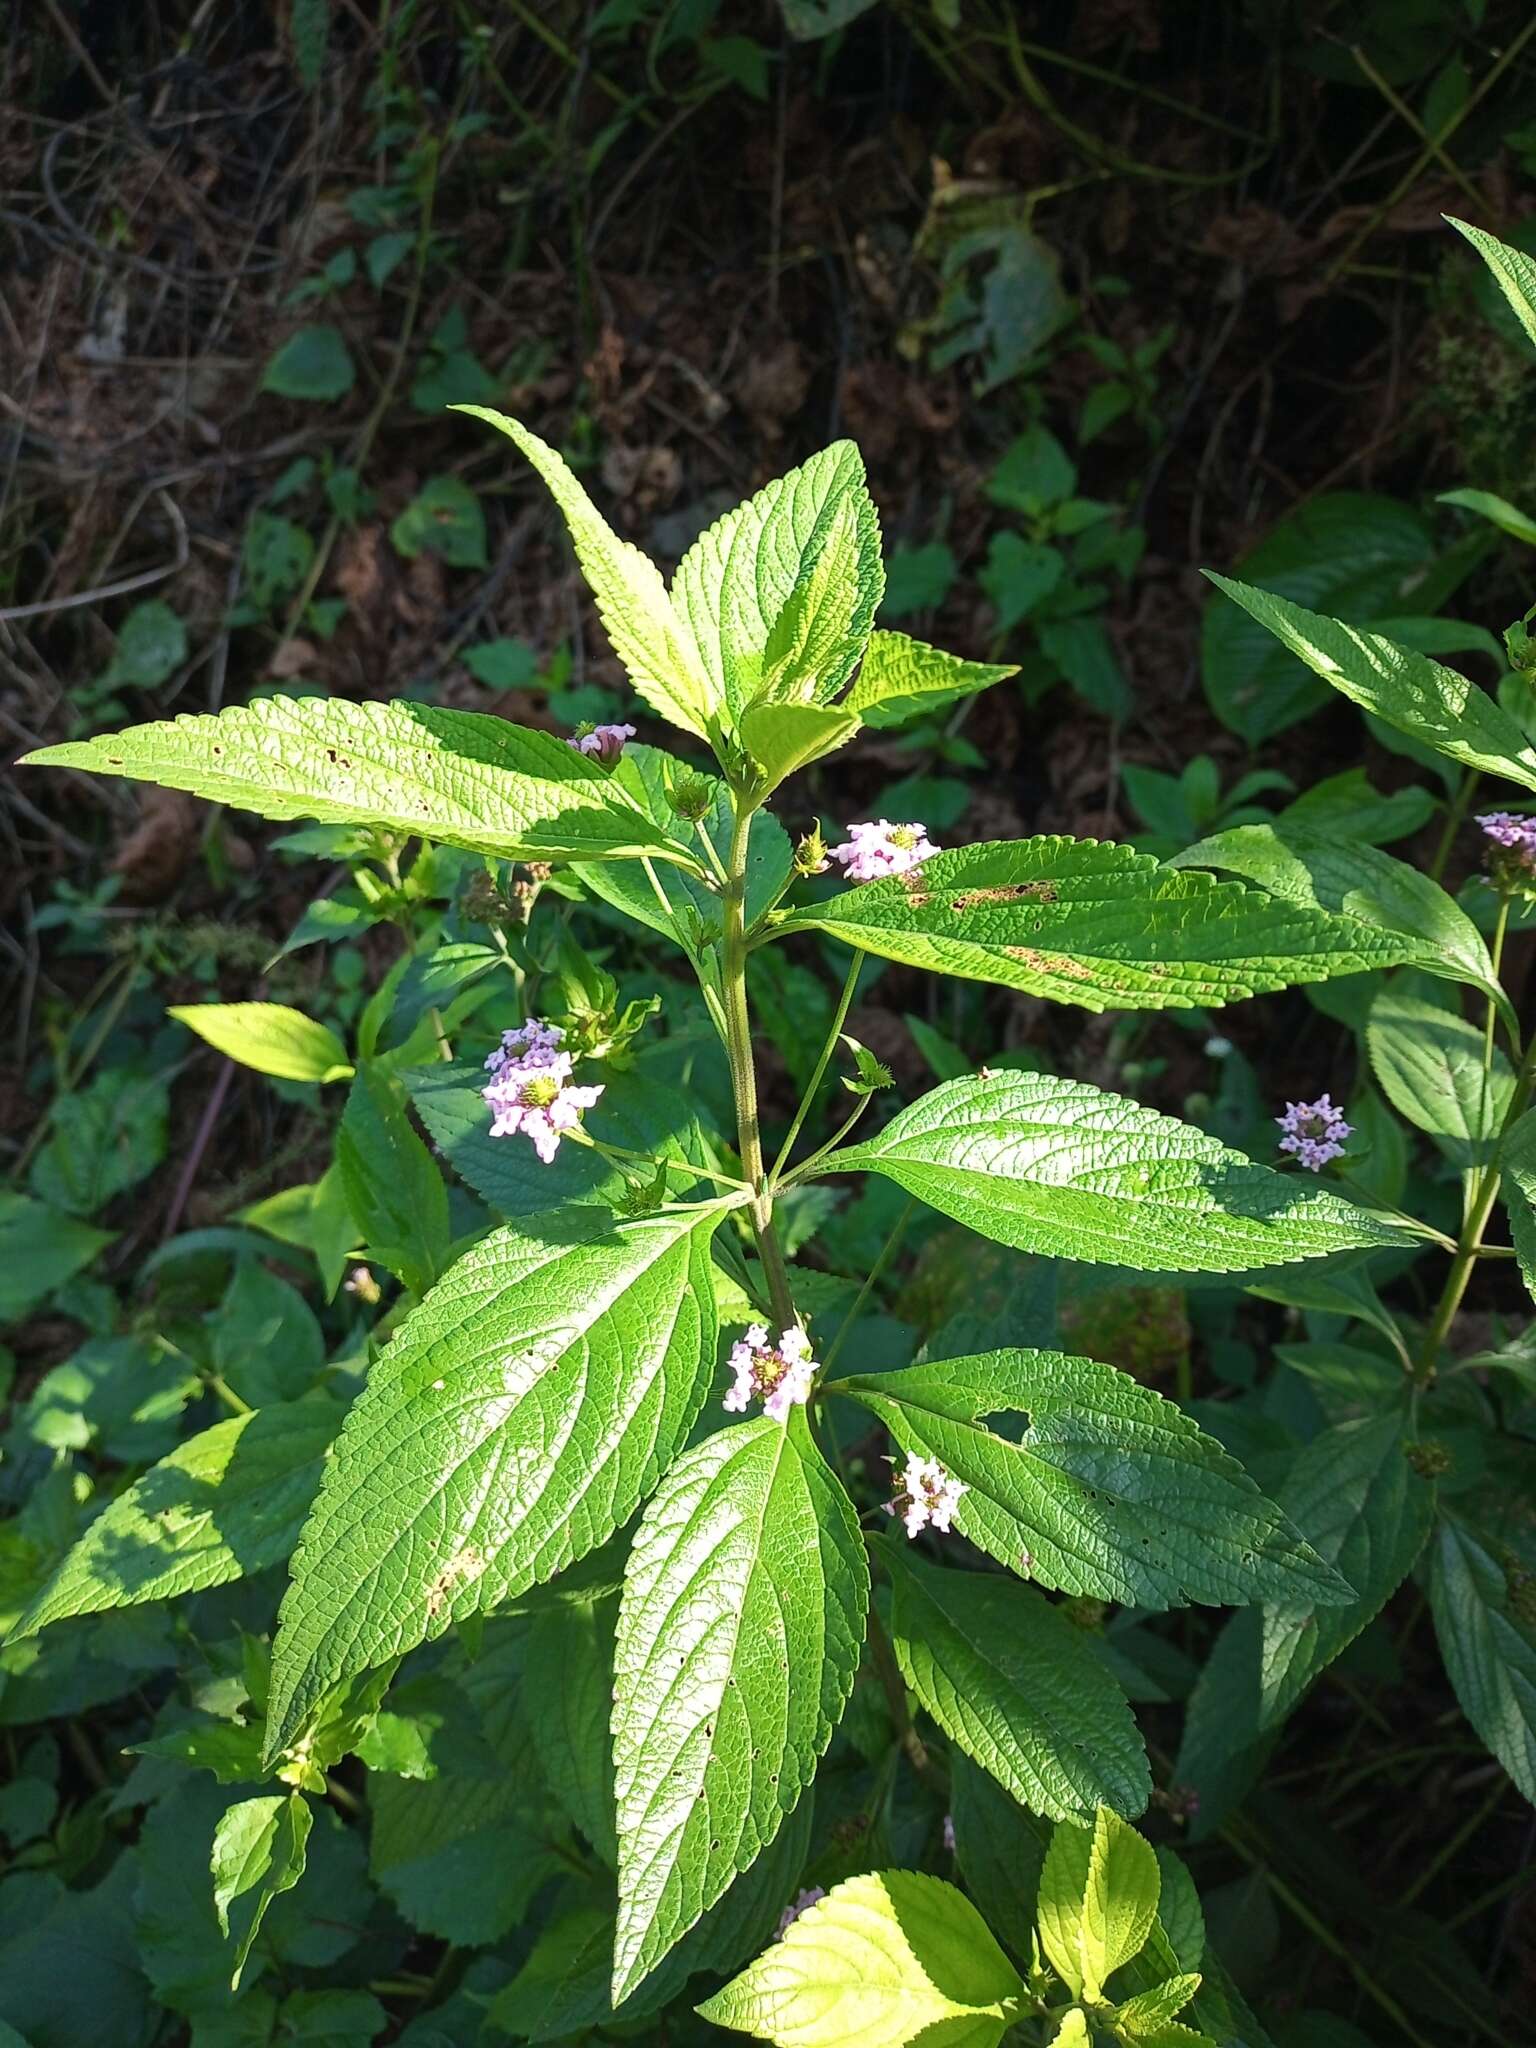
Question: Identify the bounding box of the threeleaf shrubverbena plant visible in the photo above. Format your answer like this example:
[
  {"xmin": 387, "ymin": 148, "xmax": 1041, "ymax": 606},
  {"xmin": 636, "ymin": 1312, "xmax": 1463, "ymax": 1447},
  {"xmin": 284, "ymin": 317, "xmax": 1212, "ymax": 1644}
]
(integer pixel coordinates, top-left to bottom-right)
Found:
[{"xmin": 24, "ymin": 304, "xmax": 1536, "ymax": 2041}]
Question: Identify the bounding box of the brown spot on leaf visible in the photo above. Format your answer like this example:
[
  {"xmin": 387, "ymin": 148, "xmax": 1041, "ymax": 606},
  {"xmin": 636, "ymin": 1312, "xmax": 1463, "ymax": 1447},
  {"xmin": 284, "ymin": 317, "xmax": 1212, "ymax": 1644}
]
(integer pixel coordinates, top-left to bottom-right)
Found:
[
  {"xmin": 1003, "ymin": 946, "xmax": 1096, "ymax": 982},
  {"xmin": 949, "ymin": 880, "xmax": 1058, "ymax": 911}
]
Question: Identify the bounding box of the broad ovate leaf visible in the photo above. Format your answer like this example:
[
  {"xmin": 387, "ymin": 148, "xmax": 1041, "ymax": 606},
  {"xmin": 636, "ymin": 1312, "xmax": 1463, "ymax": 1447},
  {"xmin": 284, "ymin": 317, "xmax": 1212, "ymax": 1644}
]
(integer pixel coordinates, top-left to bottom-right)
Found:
[
  {"xmin": 881, "ymin": 1539, "xmax": 1150, "ymax": 1821},
  {"xmin": 168, "ymin": 1003, "xmax": 353, "ymax": 1083},
  {"xmin": 213, "ymin": 1791, "xmax": 312, "ymax": 1988},
  {"xmin": 612, "ymin": 1412, "xmax": 868, "ymax": 2000},
  {"xmin": 1036, "ymin": 1807, "xmax": 1160, "ymax": 2003},
  {"xmin": 1429, "ymin": 1516, "xmax": 1536, "ymax": 1802},
  {"xmin": 829, "ymin": 1070, "xmax": 1412, "ymax": 1272},
  {"xmin": 23, "ymin": 696, "xmax": 693, "ymax": 863},
  {"xmin": 1205, "ymin": 575, "xmax": 1536, "ymax": 791},
  {"xmin": 835, "ymin": 1351, "xmax": 1351, "ymax": 1609},
  {"xmin": 844, "ymin": 630, "xmax": 1017, "ymax": 729},
  {"xmin": 1367, "ymin": 987, "xmax": 1514, "ymax": 1165},
  {"xmin": 697, "ymin": 1869, "xmax": 1023, "ymax": 2048},
  {"xmin": 673, "ymin": 441, "xmax": 883, "ymax": 717},
  {"xmin": 739, "ymin": 702, "xmax": 861, "ymax": 792},
  {"xmin": 10, "ymin": 1399, "xmax": 341, "ymax": 1641},
  {"xmin": 777, "ymin": 837, "xmax": 1424, "ymax": 1012},
  {"xmin": 452, "ymin": 406, "xmax": 719, "ymax": 739},
  {"xmin": 265, "ymin": 1201, "xmax": 727, "ymax": 1758},
  {"xmin": 1177, "ymin": 1413, "xmax": 1435, "ymax": 1810}
]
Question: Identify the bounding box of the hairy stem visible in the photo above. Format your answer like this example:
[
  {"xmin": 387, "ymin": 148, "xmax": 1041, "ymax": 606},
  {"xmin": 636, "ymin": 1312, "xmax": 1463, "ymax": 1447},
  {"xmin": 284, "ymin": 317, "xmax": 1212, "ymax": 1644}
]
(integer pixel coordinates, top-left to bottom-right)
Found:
[{"xmin": 722, "ymin": 804, "xmax": 797, "ymax": 1330}]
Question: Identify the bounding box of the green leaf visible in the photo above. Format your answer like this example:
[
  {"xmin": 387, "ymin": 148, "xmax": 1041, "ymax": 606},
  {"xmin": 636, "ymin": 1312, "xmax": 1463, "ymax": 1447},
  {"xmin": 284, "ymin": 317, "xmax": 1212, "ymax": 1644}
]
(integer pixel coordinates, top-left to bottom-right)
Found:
[
  {"xmin": 529, "ymin": 1594, "xmax": 619, "ymax": 1865},
  {"xmin": 1037, "ymin": 1807, "xmax": 1160, "ymax": 2002},
  {"xmin": 1278, "ymin": 767, "xmax": 1434, "ymax": 847},
  {"xmin": 1050, "ymin": 2012, "xmax": 1091, "ymax": 2046},
  {"xmin": 1499, "ymin": 1108, "xmax": 1536, "ymax": 1304},
  {"xmin": 1437, "ymin": 486, "xmax": 1536, "ymax": 547},
  {"xmin": 835, "ymin": 1351, "xmax": 1351, "ymax": 1609},
  {"xmin": 1447, "ymin": 215, "xmax": 1536, "ymax": 352},
  {"xmin": 1366, "ymin": 986, "xmax": 1513, "ymax": 1164},
  {"xmin": 879, "ymin": 542, "xmax": 956, "ymax": 620},
  {"xmin": 1201, "ymin": 494, "xmax": 1442, "ymax": 745},
  {"xmin": 672, "ymin": 440, "xmax": 883, "ymax": 718},
  {"xmin": 169, "ymin": 1002, "xmax": 352, "ymax": 1083},
  {"xmin": 828, "ymin": 1070, "xmax": 1412, "ymax": 1272},
  {"xmin": 573, "ymin": 745, "xmax": 792, "ymax": 945},
  {"xmin": 462, "ymin": 636, "xmax": 540, "ymax": 689},
  {"xmin": 389, "ymin": 475, "xmax": 487, "ymax": 569},
  {"xmin": 1177, "ymin": 1414, "xmax": 1435, "ymax": 1807},
  {"xmin": 108, "ymin": 599, "xmax": 187, "ymax": 686},
  {"xmin": 407, "ymin": 1059, "xmax": 711, "ymax": 1220},
  {"xmin": 453, "ymin": 406, "xmax": 719, "ymax": 739},
  {"xmin": 980, "ymin": 532, "xmax": 1064, "ymax": 631},
  {"xmin": 777, "ymin": 837, "xmax": 1423, "ymax": 1013},
  {"xmin": 263, "ymin": 324, "xmax": 355, "ymax": 401},
  {"xmin": 10, "ymin": 1400, "xmax": 341, "ymax": 1641},
  {"xmin": 1172, "ymin": 822, "xmax": 1510, "ymax": 1024},
  {"xmin": 844, "ymin": 631, "xmax": 1017, "ymax": 729},
  {"xmin": 1206, "ymin": 574, "xmax": 1536, "ymax": 790},
  {"xmin": 21, "ymin": 696, "xmax": 692, "ymax": 865},
  {"xmin": 1113, "ymin": 1975, "xmax": 1204, "ymax": 2036},
  {"xmin": 370, "ymin": 1752, "xmax": 557, "ymax": 1946},
  {"xmin": 266, "ymin": 1203, "xmax": 726, "ymax": 1759},
  {"xmin": 1257, "ymin": 1414, "xmax": 1434, "ymax": 1722},
  {"xmin": 881, "ymin": 1539, "xmax": 1149, "ymax": 1821},
  {"xmin": 212, "ymin": 1791, "xmax": 312, "ymax": 1986},
  {"xmin": 0, "ymin": 1192, "xmax": 112, "ymax": 1319},
  {"xmin": 748, "ymin": 493, "xmax": 864, "ymax": 705},
  {"xmin": 132, "ymin": 1719, "xmax": 268, "ymax": 1786},
  {"xmin": 335, "ymin": 1067, "xmax": 449, "ymax": 1295},
  {"xmin": 739, "ymin": 702, "xmax": 860, "ymax": 791},
  {"xmin": 30, "ymin": 1070, "xmax": 168, "ymax": 1217},
  {"xmin": 1429, "ymin": 1515, "xmax": 1536, "ymax": 1802},
  {"xmin": 697, "ymin": 1869, "xmax": 1022, "ymax": 2047},
  {"xmin": 612, "ymin": 1412, "xmax": 868, "ymax": 2000}
]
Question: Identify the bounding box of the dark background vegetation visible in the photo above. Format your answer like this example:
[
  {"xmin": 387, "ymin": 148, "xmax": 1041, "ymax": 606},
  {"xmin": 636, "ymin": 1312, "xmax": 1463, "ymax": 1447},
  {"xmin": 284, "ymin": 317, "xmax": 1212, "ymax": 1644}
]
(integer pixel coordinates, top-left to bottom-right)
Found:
[{"xmin": 3, "ymin": 1, "xmax": 1536, "ymax": 2043}]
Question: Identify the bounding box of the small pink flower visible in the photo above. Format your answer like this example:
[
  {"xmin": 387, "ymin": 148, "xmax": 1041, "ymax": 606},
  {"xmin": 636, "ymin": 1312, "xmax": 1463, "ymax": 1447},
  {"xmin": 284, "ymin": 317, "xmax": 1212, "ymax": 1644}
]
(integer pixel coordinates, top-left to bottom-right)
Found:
[
  {"xmin": 830, "ymin": 819, "xmax": 938, "ymax": 883},
  {"xmin": 777, "ymin": 1887, "xmax": 825, "ymax": 1938},
  {"xmin": 569, "ymin": 722, "xmax": 636, "ymax": 767},
  {"xmin": 1275, "ymin": 1094, "xmax": 1352, "ymax": 1173},
  {"xmin": 889, "ymin": 1455, "xmax": 966, "ymax": 1539},
  {"xmin": 1477, "ymin": 812, "xmax": 1536, "ymax": 893},
  {"xmin": 485, "ymin": 1017, "xmax": 566, "ymax": 1080},
  {"xmin": 942, "ymin": 1813, "xmax": 956, "ymax": 1854},
  {"xmin": 724, "ymin": 1324, "xmax": 817, "ymax": 1422},
  {"xmin": 1477, "ymin": 811, "xmax": 1536, "ymax": 851},
  {"xmin": 483, "ymin": 1047, "xmax": 603, "ymax": 1162}
]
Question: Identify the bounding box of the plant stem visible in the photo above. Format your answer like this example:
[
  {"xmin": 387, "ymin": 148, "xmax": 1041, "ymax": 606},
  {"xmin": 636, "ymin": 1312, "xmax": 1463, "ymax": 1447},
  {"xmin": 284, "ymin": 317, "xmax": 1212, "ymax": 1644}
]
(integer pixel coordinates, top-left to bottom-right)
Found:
[
  {"xmin": 770, "ymin": 949, "xmax": 864, "ymax": 1182},
  {"xmin": 721, "ymin": 803, "xmax": 797, "ymax": 1330},
  {"xmin": 1418, "ymin": 1029, "xmax": 1536, "ymax": 1381}
]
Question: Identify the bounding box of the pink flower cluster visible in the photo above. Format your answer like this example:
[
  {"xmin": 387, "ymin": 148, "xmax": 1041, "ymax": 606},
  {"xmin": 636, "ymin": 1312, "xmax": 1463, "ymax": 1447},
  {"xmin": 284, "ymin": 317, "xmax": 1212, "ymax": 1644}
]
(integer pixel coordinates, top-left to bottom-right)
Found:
[
  {"xmin": 568, "ymin": 722, "xmax": 636, "ymax": 767},
  {"xmin": 723, "ymin": 1323, "xmax": 817, "ymax": 1423},
  {"xmin": 482, "ymin": 1016, "xmax": 603, "ymax": 1163},
  {"xmin": 890, "ymin": 1455, "xmax": 966, "ymax": 1539},
  {"xmin": 1478, "ymin": 811, "xmax": 1536, "ymax": 892},
  {"xmin": 1275, "ymin": 1094, "xmax": 1352, "ymax": 1172},
  {"xmin": 1477, "ymin": 811, "xmax": 1536, "ymax": 852},
  {"xmin": 830, "ymin": 819, "xmax": 938, "ymax": 883}
]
